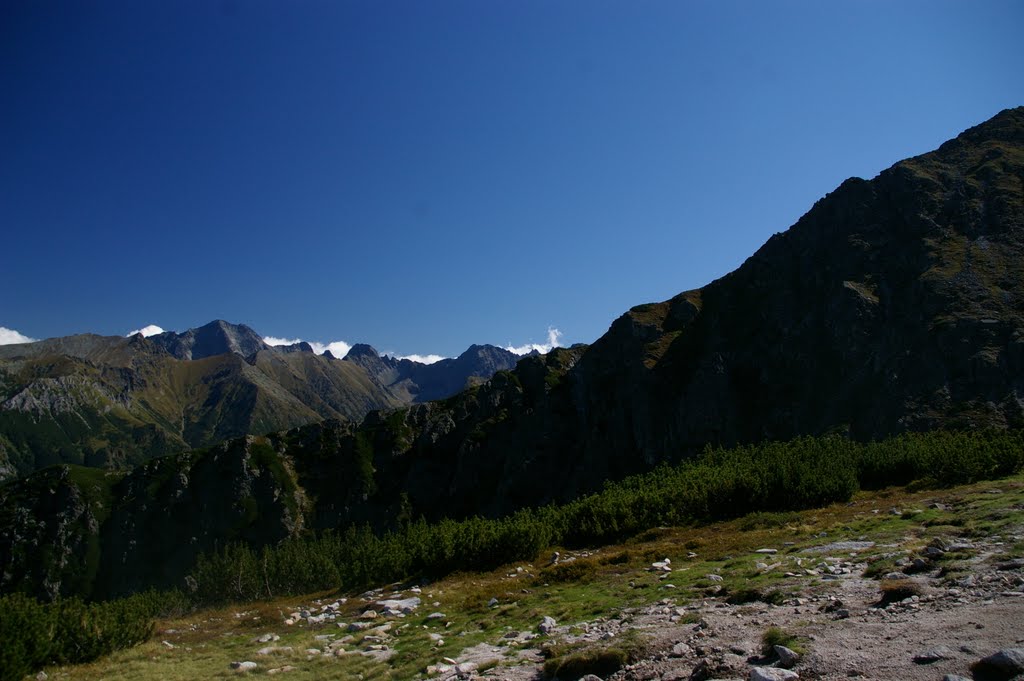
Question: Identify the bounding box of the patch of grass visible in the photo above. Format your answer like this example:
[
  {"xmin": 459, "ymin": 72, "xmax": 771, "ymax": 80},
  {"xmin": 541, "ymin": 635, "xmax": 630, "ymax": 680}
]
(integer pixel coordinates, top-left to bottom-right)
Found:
[
  {"xmin": 543, "ymin": 647, "xmax": 627, "ymax": 680},
  {"xmin": 726, "ymin": 587, "xmax": 786, "ymax": 606},
  {"xmin": 761, "ymin": 626, "xmax": 805, "ymax": 656},
  {"xmin": 878, "ymin": 579, "xmax": 923, "ymax": 605},
  {"xmin": 542, "ymin": 629, "xmax": 647, "ymax": 681},
  {"xmin": 738, "ymin": 511, "xmax": 802, "ymax": 531},
  {"xmin": 537, "ymin": 559, "xmax": 598, "ymax": 584},
  {"xmin": 599, "ymin": 550, "xmax": 631, "ymax": 565}
]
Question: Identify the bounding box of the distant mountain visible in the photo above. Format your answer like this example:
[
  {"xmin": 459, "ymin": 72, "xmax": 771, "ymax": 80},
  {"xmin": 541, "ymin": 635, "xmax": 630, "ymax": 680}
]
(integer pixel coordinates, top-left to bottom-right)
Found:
[
  {"xmin": 0, "ymin": 320, "xmax": 522, "ymax": 480},
  {"xmin": 343, "ymin": 343, "xmax": 520, "ymax": 403},
  {"xmin": 147, "ymin": 319, "xmax": 267, "ymax": 360},
  {"xmin": 4, "ymin": 107, "xmax": 1024, "ymax": 602}
]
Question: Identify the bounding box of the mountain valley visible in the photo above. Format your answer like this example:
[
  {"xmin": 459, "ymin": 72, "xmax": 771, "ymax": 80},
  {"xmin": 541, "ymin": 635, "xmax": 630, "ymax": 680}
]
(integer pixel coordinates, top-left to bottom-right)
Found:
[{"xmin": 3, "ymin": 106, "xmax": 1024, "ymax": 681}]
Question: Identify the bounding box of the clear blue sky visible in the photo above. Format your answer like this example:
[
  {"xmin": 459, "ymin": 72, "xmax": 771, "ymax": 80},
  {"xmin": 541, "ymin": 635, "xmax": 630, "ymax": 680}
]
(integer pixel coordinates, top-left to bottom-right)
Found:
[{"xmin": 2, "ymin": 1, "xmax": 1022, "ymax": 358}]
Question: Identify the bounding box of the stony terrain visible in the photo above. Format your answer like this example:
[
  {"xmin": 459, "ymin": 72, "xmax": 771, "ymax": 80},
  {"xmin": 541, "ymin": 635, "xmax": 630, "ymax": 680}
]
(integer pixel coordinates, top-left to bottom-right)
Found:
[{"xmin": 39, "ymin": 473, "xmax": 1024, "ymax": 680}]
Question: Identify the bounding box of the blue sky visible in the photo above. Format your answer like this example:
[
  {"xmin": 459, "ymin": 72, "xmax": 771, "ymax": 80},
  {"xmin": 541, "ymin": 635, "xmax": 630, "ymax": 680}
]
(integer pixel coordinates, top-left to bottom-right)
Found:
[{"xmin": 2, "ymin": 1, "xmax": 1022, "ymax": 359}]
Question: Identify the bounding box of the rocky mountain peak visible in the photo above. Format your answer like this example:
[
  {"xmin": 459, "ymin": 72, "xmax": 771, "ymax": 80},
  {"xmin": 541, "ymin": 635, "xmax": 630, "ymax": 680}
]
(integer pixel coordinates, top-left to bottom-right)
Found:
[
  {"xmin": 345, "ymin": 344, "xmax": 382, "ymax": 360},
  {"xmin": 149, "ymin": 320, "xmax": 267, "ymax": 361}
]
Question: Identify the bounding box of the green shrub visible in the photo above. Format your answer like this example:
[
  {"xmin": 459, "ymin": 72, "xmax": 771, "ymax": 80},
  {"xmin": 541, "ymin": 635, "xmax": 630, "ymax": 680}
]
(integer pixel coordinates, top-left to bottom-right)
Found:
[
  {"xmin": 0, "ymin": 593, "xmax": 53, "ymax": 681},
  {"xmin": 0, "ymin": 589, "xmax": 176, "ymax": 681},
  {"xmin": 188, "ymin": 429, "xmax": 1024, "ymax": 607}
]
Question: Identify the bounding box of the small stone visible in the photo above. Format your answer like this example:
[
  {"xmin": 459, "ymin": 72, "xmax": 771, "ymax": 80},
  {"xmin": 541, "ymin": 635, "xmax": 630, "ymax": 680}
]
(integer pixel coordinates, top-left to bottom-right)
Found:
[
  {"xmin": 162, "ymin": 640, "xmax": 175, "ymax": 648},
  {"xmin": 775, "ymin": 645, "xmax": 800, "ymax": 668},
  {"xmin": 426, "ymin": 612, "xmax": 446, "ymax": 620},
  {"xmin": 488, "ymin": 597, "xmax": 498, "ymax": 607},
  {"xmin": 359, "ymin": 610, "xmax": 378, "ymax": 620},
  {"xmin": 755, "ymin": 548, "xmax": 778, "ymax": 554},
  {"xmin": 230, "ymin": 661, "xmax": 258, "ymax": 671},
  {"xmin": 267, "ymin": 667, "xmax": 296, "ymax": 675},
  {"xmin": 538, "ymin": 616, "xmax": 557, "ymax": 634},
  {"xmin": 671, "ymin": 642, "xmax": 692, "ymax": 657},
  {"xmin": 749, "ymin": 668, "xmax": 799, "ymax": 680},
  {"xmin": 913, "ymin": 645, "xmax": 956, "ymax": 663},
  {"xmin": 707, "ymin": 574, "xmax": 724, "ymax": 582}
]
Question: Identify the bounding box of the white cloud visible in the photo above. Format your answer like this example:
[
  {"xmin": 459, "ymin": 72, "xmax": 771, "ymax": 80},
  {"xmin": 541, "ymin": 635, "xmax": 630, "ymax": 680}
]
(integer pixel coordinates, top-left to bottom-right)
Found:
[
  {"xmin": 0, "ymin": 326, "xmax": 37, "ymax": 345},
  {"xmin": 263, "ymin": 336, "xmax": 305, "ymax": 347},
  {"xmin": 264, "ymin": 336, "xmax": 352, "ymax": 358},
  {"xmin": 505, "ymin": 327, "xmax": 564, "ymax": 355},
  {"xmin": 389, "ymin": 353, "xmax": 446, "ymax": 365},
  {"xmin": 317, "ymin": 341, "xmax": 353, "ymax": 357},
  {"xmin": 127, "ymin": 324, "xmax": 165, "ymax": 338}
]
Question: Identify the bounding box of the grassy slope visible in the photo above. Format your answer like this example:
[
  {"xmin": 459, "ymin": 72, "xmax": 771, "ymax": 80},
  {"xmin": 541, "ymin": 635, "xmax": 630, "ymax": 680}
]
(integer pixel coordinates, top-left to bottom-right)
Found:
[{"xmin": 44, "ymin": 472, "xmax": 1024, "ymax": 680}]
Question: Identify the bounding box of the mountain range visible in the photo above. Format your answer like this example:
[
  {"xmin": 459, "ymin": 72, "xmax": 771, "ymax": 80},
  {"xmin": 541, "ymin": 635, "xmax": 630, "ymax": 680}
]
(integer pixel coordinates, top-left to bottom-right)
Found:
[
  {"xmin": 0, "ymin": 322, "xmax": 521, "ymax": 480},
  {"xmin": 1, "ymin": 106, "xmax": 1022, "ymax": 601}
]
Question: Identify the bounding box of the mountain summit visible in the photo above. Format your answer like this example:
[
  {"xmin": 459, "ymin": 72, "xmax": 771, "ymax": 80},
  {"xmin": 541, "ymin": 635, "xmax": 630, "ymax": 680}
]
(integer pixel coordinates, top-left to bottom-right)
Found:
[{"xmin": 146, "ymin": 320, "xmax": 267, "ymax": 360}]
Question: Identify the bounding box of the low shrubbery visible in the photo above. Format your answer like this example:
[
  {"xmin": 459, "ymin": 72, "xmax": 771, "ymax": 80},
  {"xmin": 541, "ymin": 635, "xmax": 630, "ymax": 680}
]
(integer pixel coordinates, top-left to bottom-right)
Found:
[
  {"xmin": 0, "ymin": 590, "xmax": 188, "ymax": 681},
  {"xmin": 189, "ymin": 429, "xmax": 1024, "ymax": 605},
  {"xmin": 6, "ymin": 429, "xmax": 1023, "ymax": 676}
]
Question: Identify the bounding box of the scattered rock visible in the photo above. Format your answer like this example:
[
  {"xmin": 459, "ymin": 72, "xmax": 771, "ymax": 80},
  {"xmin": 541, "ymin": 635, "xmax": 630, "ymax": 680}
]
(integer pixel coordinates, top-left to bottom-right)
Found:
[
  {"xmin": 539, "ymin": 616, "xmax": 557, "ymax": 634},
  {"xmin": 913, "ymin": 645, "xmax": 956, "ymax": 663},
  {"xmin": 971, "ymin": 648, "xmax": 1024, "ymax": 680},
  {"xmin": 267, "ymin": 666, "xmax": 296, "ymax": 675},
  {"xmin": 376, "ymin": 596, "xmax": 421, "ymax": 615},
  {"xmin": 230, "ymin": 661, "xmax": 258, "ymax": 671},
  {"xmin": 671, "ymin": 642, "xmax": 692, "ymax": 657},
  {"xmin": 749, "ymin": 668, "xmax": 799, "ymax": 680},
  {"xmin": 774, "ymin": 645, "xmax": 800, "ymax": 668},
  {"xmin": 254, "ymin": 633, "xmax": 280, "ymax": 643}
]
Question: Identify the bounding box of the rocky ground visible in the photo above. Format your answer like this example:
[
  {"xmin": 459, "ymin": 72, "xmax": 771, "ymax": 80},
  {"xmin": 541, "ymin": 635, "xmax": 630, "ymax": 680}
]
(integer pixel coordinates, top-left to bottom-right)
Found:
[
  {"xmin": 40, "ymin": 477, "xmax": 1024, "ymax": 681},
  {"xmin": 340, "ymin": 543, "xmax": 1021, "ymax": 680}
]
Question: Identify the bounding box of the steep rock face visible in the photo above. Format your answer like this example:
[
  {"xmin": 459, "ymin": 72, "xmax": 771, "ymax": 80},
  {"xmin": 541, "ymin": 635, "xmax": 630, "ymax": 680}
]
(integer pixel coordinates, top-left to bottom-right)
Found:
[{"xmin": 334, "ymin": 107, "xmax": 1024, "ymax": 519}]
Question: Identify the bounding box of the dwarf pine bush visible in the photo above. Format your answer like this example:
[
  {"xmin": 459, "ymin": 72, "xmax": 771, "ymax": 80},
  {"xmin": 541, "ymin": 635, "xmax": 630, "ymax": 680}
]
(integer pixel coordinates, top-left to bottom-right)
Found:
[{"xmin": 188, "ymin": 429, "xmax": 1024, "ymax": 605}]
